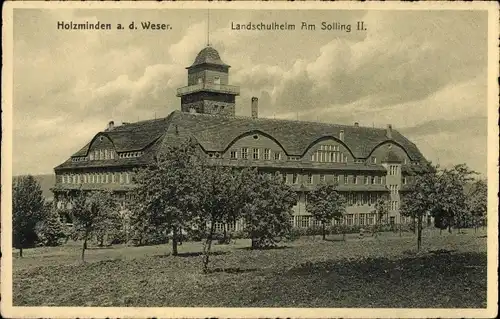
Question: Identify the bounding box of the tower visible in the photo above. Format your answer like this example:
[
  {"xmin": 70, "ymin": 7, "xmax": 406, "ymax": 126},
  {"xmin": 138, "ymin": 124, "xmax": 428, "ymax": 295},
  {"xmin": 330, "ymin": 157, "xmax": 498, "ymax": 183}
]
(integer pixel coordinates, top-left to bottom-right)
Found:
[{"xmin": 176, "ymin": 46, "xmax": 240, "ymax": 116}]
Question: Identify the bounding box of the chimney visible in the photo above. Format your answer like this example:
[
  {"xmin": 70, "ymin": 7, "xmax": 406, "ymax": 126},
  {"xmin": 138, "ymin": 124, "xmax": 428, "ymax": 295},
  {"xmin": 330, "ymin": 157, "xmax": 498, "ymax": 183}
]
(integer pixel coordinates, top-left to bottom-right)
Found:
[
  {"xmin": 107, "ymin": 121, "xmax": 115, "ymax": 131},
  {"xmin": 354, "ymin": 122, "xmax": 359, "ymax": 127},
  {"xmin": 251, "ymin": 97, "xmax": 258, "ymax": 119},
  {"xmin": 339, "ymin": 130, "xmax": 345, "ymax": 141},
  {"xmin": 386, "ymin": 124, "xmax": 393, "ymax": 139}
]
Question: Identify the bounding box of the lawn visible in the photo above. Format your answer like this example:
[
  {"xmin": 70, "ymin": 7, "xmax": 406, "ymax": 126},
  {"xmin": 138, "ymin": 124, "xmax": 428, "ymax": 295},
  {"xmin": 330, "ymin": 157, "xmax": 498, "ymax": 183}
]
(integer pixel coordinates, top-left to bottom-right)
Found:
[{"xmin": 13, "ymin": 228, "xmax": 487, "ymax": 308}]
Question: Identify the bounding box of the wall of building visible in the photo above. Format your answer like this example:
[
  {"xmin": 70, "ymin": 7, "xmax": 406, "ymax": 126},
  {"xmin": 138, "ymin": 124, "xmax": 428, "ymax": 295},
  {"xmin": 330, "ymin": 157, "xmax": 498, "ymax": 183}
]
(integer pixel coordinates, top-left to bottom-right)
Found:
[
  {"xmin": 202, "ymin": 100, "xmax": 236, "ymax": 116},
  {"xmin": 188, "ymin": 66, "xmax": 229, "ymax": 86}
]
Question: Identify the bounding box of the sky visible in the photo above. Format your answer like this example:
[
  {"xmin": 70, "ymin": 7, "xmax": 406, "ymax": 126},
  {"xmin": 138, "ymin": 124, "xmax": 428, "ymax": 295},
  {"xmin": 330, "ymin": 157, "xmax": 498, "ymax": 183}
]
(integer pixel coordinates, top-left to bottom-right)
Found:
[{"xmin": 11, "ymin": 8, "xmax": 489, "ymax": 176}]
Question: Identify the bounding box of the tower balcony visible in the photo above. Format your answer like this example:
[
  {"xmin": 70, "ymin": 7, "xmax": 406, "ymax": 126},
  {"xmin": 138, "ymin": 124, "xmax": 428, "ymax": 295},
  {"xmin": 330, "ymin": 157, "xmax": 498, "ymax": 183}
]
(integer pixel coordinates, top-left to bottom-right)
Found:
[{"xmin": 176, "ymin": 83, "xmax": 240, "ymax": 97}]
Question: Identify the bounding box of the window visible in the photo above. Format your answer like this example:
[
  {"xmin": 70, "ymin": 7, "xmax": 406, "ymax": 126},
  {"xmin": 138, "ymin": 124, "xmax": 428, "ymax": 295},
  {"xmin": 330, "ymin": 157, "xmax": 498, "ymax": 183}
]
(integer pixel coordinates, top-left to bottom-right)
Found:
[
  {"xmin": 100, "ymin": 150, "xmax": 104, "ymax": 160},
  {"xmin": 367, "ymin": 213, "xmax": 375, "ymax": 225},
  {"xmin": 320, "ymin": 174, "xmax": 325, "ymax": 183},
  {"xmin": 264, "ymin": 148, "xmax": 271, "ymax": 160},
  {"xmin": 94, "ymin": 150, "xmax": 99, "ymax": 160},
  {"xmin": 110, "ymin": 151, "xmax": 115, "ymax": 160},
  {"xmin": 346, "ymin": 214, "xmax": 354, "ymax": 226},
  {"xmin": 83, "ymin": 174, "xmax": 87, "ymax": 184},
  {"xmin": 389, "ymin": 165, "xmax": 399, "ymax": 175},
  {"xmin": 253, "ymin": 148, "xmax": 259, "ymax": 160},
  {"xmin": 391, "ymin": 201, "xmax": 398, "ymax": 211},
  {"xmin": 371, "ymin": 156, "xmax": 377, "ymax": 164},
  {"xmin": 381, "ymin": 176, "xmax": 386, "ymax": 184},
  {"xmin": 344, "ymin": 175, "xmax": 349, "ymax": 184},
  {"xmin": 333, "ymin": 175, "xmax": 339, "ymax": 183},
  {"xmin": 230, "ymin": 150, "xmax": 237, "ymax": 159},
  {"xmin": 274, "ymin": 152, "xmax": 281, "ymax": 160},
  {"xmin": 369, "ymin": 193, "xmax": 377, "ymax": 205},
  {"xmin": 293, "ymin": 173, "xmax": 298, "ymax": 184},
  {"xmin": 311, "ymin": 144, "xmax": 344, "ymax": 163},
  {"xmin": 359, "ymin": 213, "xmax": 365, "ymax": 225},
  {"xmin": 297, "ymin": 216, "xmax": 311, "ymax": 228},
  {"xmin": 126, "ymin": 172, "xmax": 130, "ymax": 184},
  {"xmin": 364, "ymin": 176, "xmax": 369, "ymax": 185},
  {"xmin": 371, "ymin": 176, "xmax": 376, "ymax": 184},
  {"xmin": 307, "ymin": 173, "xmax": 313, "ymax": 184},
  {"xmin": 362, "ymin": 193, "xmax": 368, "ymax": 205},
  {"xmin": 289, "ymin": 216, "xmax": 295, "ymax": 227},
  {"xmin": 403, "ymin": 177, "xmax": 407, "ymax": 185},
  {"xmin": 390, "ymin": 185, "xmax": 399, "ymax": 195},
  {"xmin": 339, "ymin": 130, "xmax": 344, "ymax": 141},
  {"xmin": 354, "ymin": 175, "xmax": 358, "ymax": 184},
  {"xmin": 312, "ymin": 218, "xmax": 322, "ymax": 227},
  {"xmin": 119, "ymin": 173, "xmax": 124, "ymax": 184},
  {"xmin": 241, "ymin": 148, "xmax": 248, "ymax": 159}
]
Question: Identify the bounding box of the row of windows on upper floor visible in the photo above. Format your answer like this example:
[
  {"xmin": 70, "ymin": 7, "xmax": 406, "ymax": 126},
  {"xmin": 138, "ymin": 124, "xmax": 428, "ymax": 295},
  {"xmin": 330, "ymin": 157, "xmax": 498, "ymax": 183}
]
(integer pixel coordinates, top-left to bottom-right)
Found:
[
  {"xmin": 213, "ymin": 146, "xmax": 415, "ymax": 166},
  {"xmin": 282, "ymin": 172, "xmax": 407, "ymax": 186},
  {"xmin": 300, "ymin": 192, "xmax": 394, "ymax": 208},
  {"xmin": 61, "ymin": 172, "xmax": 133, "ymax": 184},
  {"xmin": 71, "ymin": 150, "xmax": 144, "ymax": 162},
  {"xmin": 293, "ymin": 213, "xmax": 411, "ymax": 228},
  {"xmin": 224, "ymin": 147, "xmax": 350, "ymax": 163}
]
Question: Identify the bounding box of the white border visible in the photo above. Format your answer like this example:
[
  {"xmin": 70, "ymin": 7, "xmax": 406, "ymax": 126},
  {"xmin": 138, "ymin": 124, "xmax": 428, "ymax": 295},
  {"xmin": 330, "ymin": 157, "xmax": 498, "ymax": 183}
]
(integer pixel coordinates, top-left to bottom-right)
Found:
[{"xmin": 1, "ymin": 1, "xmax": 498, "ymax": 318}]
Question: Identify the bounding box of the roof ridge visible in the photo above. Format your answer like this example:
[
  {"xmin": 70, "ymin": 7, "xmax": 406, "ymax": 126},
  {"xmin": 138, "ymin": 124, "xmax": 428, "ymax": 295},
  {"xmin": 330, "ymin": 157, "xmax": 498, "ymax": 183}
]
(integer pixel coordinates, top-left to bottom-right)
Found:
[{"xmin": 178, "ymin": 111, "xmax": 387, "ymax": 131}]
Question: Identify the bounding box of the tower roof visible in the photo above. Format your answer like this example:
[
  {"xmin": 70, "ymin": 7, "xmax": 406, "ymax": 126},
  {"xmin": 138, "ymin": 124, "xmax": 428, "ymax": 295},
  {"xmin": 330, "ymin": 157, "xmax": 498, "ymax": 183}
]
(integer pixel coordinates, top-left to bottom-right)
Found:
[{"xmin": 188, "ymin": 46, "xmax": 229, "ymax": 68}]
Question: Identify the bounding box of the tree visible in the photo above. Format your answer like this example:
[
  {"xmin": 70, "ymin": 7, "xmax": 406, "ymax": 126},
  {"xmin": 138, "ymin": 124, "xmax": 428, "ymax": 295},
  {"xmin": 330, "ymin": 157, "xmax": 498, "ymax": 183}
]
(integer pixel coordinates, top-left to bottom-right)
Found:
[
  {"xmin": 432, "ymin": 164, "xmax": 478, "ymax": 234},
  {"xmin": 12, "ymin": 175, "xmax": 45, "ymax": 257},
  {"xmin": 242, "ymin": 172, "xmax": 297, "ymax": 249},
  {"xmin": 36, "ymin": 204, "xmax": 67, "ymax": 247},
  {"xmin": 372, "ymin": 197, "xmax": 389, "ymax": 238},
  {"xmin": 132, "ymin": 138, "xmax": 201, "ymax": 256},
  {"xmin": 306, "ymin": 182, "xmax": 346, "ymax": 240},
  {"xmin": 401, "ymin": 163, "xmax": 477, "ymax": 250},
  {"xmin": 196, "ymin": 165, "xmax": 250, "ymax": 272},
  {"xmin": 400, "ymin": 163, "xmax": 438, "ymax": 251},
  {"xmin": 466, "ymin": 179, "xmax": 487, "ymax": 232},
  {"xmin": 71, "ymin": 190, "xmax": 119, "ymax": 261}
]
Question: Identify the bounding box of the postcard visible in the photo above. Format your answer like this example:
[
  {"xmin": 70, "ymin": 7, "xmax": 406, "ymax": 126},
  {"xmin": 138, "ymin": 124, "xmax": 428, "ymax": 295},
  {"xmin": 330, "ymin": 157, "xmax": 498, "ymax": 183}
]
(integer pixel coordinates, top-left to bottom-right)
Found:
[{"xmin": 1, "ymin": 1, "xmax": 498, "ymax": 318}]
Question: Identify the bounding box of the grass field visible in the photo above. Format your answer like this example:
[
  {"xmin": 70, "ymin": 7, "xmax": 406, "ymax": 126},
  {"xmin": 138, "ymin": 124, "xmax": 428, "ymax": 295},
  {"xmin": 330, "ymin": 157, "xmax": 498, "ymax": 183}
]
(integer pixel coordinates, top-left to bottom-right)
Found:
[{"xmin": 13, "ymin": 228, "xmax": 487, "ymax": 308}]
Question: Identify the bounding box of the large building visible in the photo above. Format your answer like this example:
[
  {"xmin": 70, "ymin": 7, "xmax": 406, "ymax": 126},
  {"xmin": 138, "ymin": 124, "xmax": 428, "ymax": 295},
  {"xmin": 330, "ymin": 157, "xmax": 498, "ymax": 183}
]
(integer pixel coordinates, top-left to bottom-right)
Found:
[{"xmin": 53, "ymin": 45, "xmax": 428, "ymax": 229}]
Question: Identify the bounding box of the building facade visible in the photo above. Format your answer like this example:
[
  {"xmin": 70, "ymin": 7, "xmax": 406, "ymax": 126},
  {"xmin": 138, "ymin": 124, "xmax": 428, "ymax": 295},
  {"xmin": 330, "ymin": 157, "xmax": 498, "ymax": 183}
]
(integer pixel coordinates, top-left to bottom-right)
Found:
[{"xmin": 53, "ymin": 46, "xmax": 428, "ymax": 229}]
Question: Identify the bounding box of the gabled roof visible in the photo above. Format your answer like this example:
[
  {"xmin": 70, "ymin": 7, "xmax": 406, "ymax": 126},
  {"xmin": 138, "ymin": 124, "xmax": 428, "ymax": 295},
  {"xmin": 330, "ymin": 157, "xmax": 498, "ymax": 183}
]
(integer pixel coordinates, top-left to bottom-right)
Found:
[
  {"xmin": 56, "ymin": 110, "xmax": 426, "ymax": 171},
  {"xmin": 165, "ymin": 111, "xmax": 425, "ymax": 160},
  {"xmin": 72, "ymin": 114, "xmax": 174, "ymax": 157}
]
